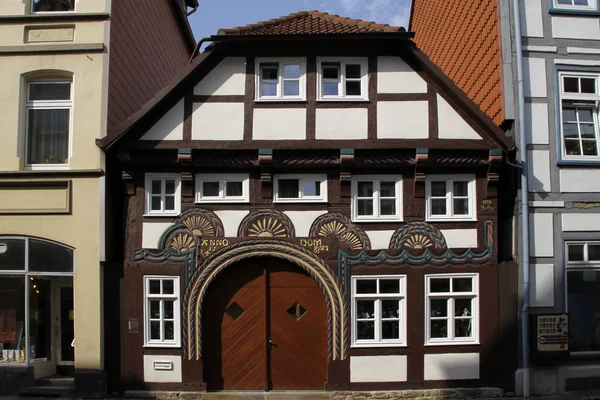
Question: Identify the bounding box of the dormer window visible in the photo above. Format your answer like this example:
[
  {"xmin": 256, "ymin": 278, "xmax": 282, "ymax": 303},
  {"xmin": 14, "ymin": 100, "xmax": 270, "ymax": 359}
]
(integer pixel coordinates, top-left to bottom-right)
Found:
[
  {"xmin": 32, "ymin": 0, "xmax": 74, "ymax": 12},
  {"xmin": 255, "ymin": 58, "xmax": 306, "ymax": 101},
  {"xmin": 317, "ymin": 58, "xmax": 368, "ymax": 101}
]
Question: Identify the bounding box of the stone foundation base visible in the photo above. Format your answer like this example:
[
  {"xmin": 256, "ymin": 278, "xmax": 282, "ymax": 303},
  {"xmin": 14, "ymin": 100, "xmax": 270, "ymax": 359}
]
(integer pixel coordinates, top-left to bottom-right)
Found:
[{"xmin": 333, "ymin": 388, "xmax": 503, "ymax": 399}]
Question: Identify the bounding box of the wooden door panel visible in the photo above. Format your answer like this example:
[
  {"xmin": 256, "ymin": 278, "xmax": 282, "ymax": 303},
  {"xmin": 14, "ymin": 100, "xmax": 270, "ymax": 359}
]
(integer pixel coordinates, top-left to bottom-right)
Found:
[
  {"xmin": 269, "ymin": 266, "xmax": 327, "ymax": 390},
  {"xmin": 203, "ymin": 264, "xmax": 267, "ymax": 390}
]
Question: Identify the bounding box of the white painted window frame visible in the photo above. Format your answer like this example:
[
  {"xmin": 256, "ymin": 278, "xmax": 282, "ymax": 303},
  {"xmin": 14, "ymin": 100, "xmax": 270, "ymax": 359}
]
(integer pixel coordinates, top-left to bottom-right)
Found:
[
  {"xmin": 143, "ymin": 276, "xmax": 181, "ymax": 348},
  {"xmin": 565, "ymin": 241, "xmax": 600, "ymax": 265},
  {"xmin": 558, "ymin": 72, "xmax": 600, "ymax": 160},
  {"xmin": 425, "ymin": 175, "xmax": 477, "ymax": 222},
  {"xmin": 273, "ymin": 174, "xmax": 328, "ymax": 203},
  {"xmin": 25, "ymin": 80, "xmax": 73, "ymax": 170},
  {"xmin": 317, "ymin": 57, "xmax": 369, "ymax": 101},
  {"xmin": 255, "ymin": 58, "xmax": 306, "ymax": 101},
  {"xmin": 553, "ymin": 0, "xmax": 597, "ymax": 10},
  {"xmin": 425, "ymin": 273, "xmax": 479, "ymax": 346},
  {"xmin": 350, "ymin": 175, "xmax": 403, "ymax": 222},
  {"xmin": 144, "ymin": 173, "xmax": 181, "ymax": 217},
  {"xmin": 351, "ymin": 275, "xmax": 407, "ymax": 348},
  {"xmin": 195, "ymin": 173, "xmax": 250, "ymax": 203}
]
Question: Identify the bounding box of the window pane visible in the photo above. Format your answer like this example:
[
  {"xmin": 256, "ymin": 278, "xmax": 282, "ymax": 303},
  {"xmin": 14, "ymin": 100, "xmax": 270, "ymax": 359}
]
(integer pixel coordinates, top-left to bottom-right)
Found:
[
  {"xmin": 163, "ymin": 300, "xmax": 174, "ymax": 319},
  {"xmin": 453, "ymin": 278, "xmax": 473, "ymax": 292},
  {"xmin": 581, "ymin": 124, "xmax": 596, "ymax": 138},
  {"xmin": 582, "ymin": 140, "xmax": 598, "ymax": 156},
  {"xmin": 27, "ymin": 109, "xmax": 69, "ymax": 165},
  {"xmin": 151, "ymin": 196, "xmax": 161, "ymax": 211},
  {"xmin": 0, "ymin": 277, "xmax": 26, "ymax": 364},
  {"xmin": 455, "ymin": 298, "xmax": 472, "ymax": 316},
  {"xmin": 382, "ymin": 320, "xmax": 400, "ymax": 340},
  {"xmin": 358, "ymin": 199, "xmax": 374, "ymax": 216},
  {"xmin": 29, "ymin": 82, "xmax": 71, "ymax": 100},
  {"xmin": 356, "ymin": 300, "xmax": 375, "ymax": 318},
  {"xmin": 453, "ymin": 181, "xmax": 468, "ymax": 196},
  {"xmin": 430, "ymin": 278, "xmax": 450, "ymax": 293},
  {"xmin": 579, "ymin": 108, "xmax": 594, "ymax": 123},
  {"xmin": 589, "ymin": 244, "xmax": 600, "ymax": 261},
  {"xmin": 381, "ymin": 300, "xmax": 399, "ymax": 318},
  {"xmin": 455, "ymin": 319, "xmax": 472, "ymax": 338},
  {"xmin": 431, "ymin": 199, "xmax": 447, "ymax": 215},
  {"xmin": 567, "ymin": 270, "xmax": 600, "ymax": 351},
  {"xmin": 568, "ymin": 244, "xmax": 585, "ymax": 261},
  {"xmin": 453, "ymin": 198, "xmax": 469, "ymax": 215},
  {"xmin": 278, "ymin": 179, "xmax": 299, "ymax": 198},
  {"xmin": 357, "ymin": 321, "xmax": 375, "ymax": 340},
  {"xmin": 574, "ymin": 0, "xmax": 590, "ymax": 5},
  {"xmin": 564, "ymin": 77, "xmax": 579, "ymax": 93},
  {"xmin": 150, "ymin": 300, "xmax": 160, "ymax": 319},
  {"xmin": 149, "ymin": 280, "xmax": 161, "ymax": 294},
  {"xmin": 261, "ymin": 82, "xmax": 277, "ymax": 97},
  {"xmin": 581, "ymin": 78, "xmax": 596, "ymax": 94},
  {"xmin": 356, "ymin": 279, "xmax": 377, "ymax": 294},
  {"xmin": 357, "ymin": 182, "xmax": 373, "ymax": 197},
  {"xmin": 557, "ymin": 0, "xmax": 571, "ymax": 3},
  {"xmin": 380, "ymin": 199, "xmax": 396, "ymax": 216},
  {"xmin": 565, "ymin": 139, "xmax": 581, "ymax": 155},
  {"xmin": 164, "ymin": 321, "xmax": 174, "ymax": 340},
  {"xmin": 380, "ymin": 182, "xmax": 396, "ymax": 197},
  {"xmin": 322, "ymin": 64, "xmax": 339, "ymax": 79},
  {"xmin": 283, "ymin": 64, "xmax": 300, "ymax": 79},
  {"xmin": 563, "ymin": 108, "xmax": 577, "ymax": 122},
  {"xmin": 431, "ymin": 320, "xmax": 448, "ymax": 338},
  {"xmin": 28, "ymin": 277, "xmax": 51, "ymax": 360},
  {"xmin": 0, "ymin": 239, "xmax": 26, "ymax": 271},
  {"xmin": 430, "ymin": 299, "xmax": 448, "ymax": 317},
  {"xmin": 33, "ymin": 0, "xmax": 74, "ymax": 11},
  {"xmin": 323, "ymin": 82, "xmax": 339, "ymax": 96},
  {"xmin": 164, "ymin": 196, "xmax": 175, "ymax": 211},
  {"xmin": 431, "ymin": 181, "xmax": 446, "ymax": 196},
  {"xmin": 346, "ymin": 64, "xmax": 361, "ymax": 79},
  {"xmin": 150, "ymin": 321, "xmax": 161, "ymax": 340},
  {"xmin": 225, "ymin": 181, "xmax": 243, "ymax": 197},
  {"xmin": 165, "ymin": 180, "xmax": 175, "ymax": 195},
  {"xmin": 162, "ymin": 279, "xmax": 174, "ymax": 294},
  {"xmin": 151, "ymin": 180, "xmax": 162, "ymax": 194},
  {"xmin": 28, "ymin": 239, "xmax": 74, "ymax": 273},
  {"xmin": 345, "ymin": 81, "xmax": 361, "ymax": 96},
  {"xmin": 261, "ymin": 64, "xmax": 278, "ymax": 80},
  {"xmin": 563, "ymin": 123, "xmax": 579, "ymax": 138},
  {"xmin": 202, "ymin": 181, "xmax": 220, "ymax": 197},
  {"xmin": 303, "ymin": 180, "xmax": 321, "ymax": 197},
  {"xmin": 380, "ymin": 280, "xmax": 400, "ymax": 294},
  {"xmin": 283, "ymin": 80, "xmax": 299, "ymax": 96}
]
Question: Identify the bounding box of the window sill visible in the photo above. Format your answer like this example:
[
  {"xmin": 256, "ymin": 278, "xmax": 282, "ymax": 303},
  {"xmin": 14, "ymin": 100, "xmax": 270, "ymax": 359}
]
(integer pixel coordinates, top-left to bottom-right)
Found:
[
  {"xmin": 351, "ymin": 342, "xmax": 407, "ymax": 348},
  {"xmin": 557, "ymin": 159, "xmax": 600, "ymax": 167},
  {"xmin": 274, "ymin": 199, "xmax": 328, "ymax": 204},
  {"xmin": 143, "ymin": 343, "xmax": 181, "ymax": 349},
  {"xmin": 426, "ymin": 217, "xmax": 477, "ymax": 223},
  {"xmin": 317, "ymin": 98, "xmax": 369, "ymax": 103},
  {"xmin": 353, "ymin": 217, "xmax": 403, "ymax": 223},
  {"xmin": 425, "ymin": 341, "xmax": 479, "ymax": 346},
  {"xmin": 143, "ymin": 213, "xmax": 180, "ymax": 218},
  {"xmin": 549, "ymin": 7, "xmax": 600, "ymax": 16},
  {"xmin": 24, "ymin": 164, "xmax": 70, "ymax": 171},
  {"xmin": 195, "ymin": 199, "xmax": 249, "ymax": 204},
  {"xmin": 255, "ymin": 98, "xmax": 306, "ymax": 103}
]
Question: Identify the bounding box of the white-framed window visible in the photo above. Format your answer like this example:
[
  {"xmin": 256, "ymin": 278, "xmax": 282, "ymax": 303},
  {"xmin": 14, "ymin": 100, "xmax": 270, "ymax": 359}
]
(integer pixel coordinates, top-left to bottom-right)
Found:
[
  {"xmin": 553, "ymin": 0, "xmax": 597, "ymax": 10},
  {"xmin": 425, "ymin": 274, "xmax": 479, "ymax": 345},
  {"xmin": 273, "ymin": 174, "xmax": 327, "ymax": 203},
  {"xmin": 317, "ymin": 58, "xmax": 368, "ymax": 101},
  {"xmin": 255, "ymin": 58, "xmax": 306, "ymax": 101},
  {"xmin": 559, "ymin": 72, "xmax": 600, "ymax": 159},
  {"xmin": 565, "ymin": 241, "xmax": 600, "ymax": 352},
  {"xmin": 144, "ymin": 173, "xmax": 181, "ymax": 216},
  {"xmin": 425, "ymin": 175, "xmax": 476, "ymax": 221},
  {"xmin": 31, "ymin": 0, "xmax": 74, "ymax": 12},
  {"xmin": 195, "ymin": 173, "xmax": 249, "ymax": 203},
  {"xmin": 25, "ymin": 80, "xmax": 73, "ymax": 168},
  {"xmin": 351, "ymin": 175, "xmax": 403, "ymax": 222},
  {"xmin": 352, "ymin": 275, "xmax": 406, "ymax": 347},
  {"xmin": 144, "ymin": 276, "xmax": 181, "ymax": 347}
]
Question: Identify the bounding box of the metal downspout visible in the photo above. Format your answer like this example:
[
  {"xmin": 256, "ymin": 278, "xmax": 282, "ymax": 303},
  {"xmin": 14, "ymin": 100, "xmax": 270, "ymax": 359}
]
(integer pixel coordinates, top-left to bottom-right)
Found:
[{"xmin": 513, "ymin": 0, "xmax": 531, "ymax": 398}]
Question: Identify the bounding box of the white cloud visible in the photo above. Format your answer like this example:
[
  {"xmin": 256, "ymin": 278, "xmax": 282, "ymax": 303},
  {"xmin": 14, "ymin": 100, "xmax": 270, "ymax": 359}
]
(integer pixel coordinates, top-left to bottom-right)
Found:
[{"xmin": 331, "ymin": 0, "xmax": 412, "ymax": 29}]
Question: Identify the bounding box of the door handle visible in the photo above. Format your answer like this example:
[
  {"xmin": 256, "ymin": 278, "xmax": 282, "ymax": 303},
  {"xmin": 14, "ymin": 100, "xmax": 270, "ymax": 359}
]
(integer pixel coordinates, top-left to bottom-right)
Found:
[{"xmin": 267, "ymin": 338, "xmax": 276, "ymax": 348}]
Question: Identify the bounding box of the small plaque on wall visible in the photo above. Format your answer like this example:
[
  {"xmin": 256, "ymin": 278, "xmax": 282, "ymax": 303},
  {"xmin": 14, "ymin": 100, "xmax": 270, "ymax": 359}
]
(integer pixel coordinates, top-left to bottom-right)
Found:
[
  {"xmin": 536, "ymin": 314, "xmax": 568, "ymax": 352},
  {"xmin": 128, "ymin": 319, "xmax": 139, "ymax": 334}
]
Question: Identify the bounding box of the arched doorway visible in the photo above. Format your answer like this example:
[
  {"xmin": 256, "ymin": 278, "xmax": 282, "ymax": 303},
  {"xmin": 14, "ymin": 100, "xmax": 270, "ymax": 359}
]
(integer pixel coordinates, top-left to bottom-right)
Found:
[{"xmin": 202, "ymin": 257, "xmax": 328, "ymax": 391}]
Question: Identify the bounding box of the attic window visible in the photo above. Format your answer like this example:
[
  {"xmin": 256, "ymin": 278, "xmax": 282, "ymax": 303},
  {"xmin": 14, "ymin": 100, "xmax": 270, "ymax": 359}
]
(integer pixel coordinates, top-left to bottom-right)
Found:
[
  {"xmin": 255, "ymin": 58, "xmax": 306, "ymax": 101},
  {"xmin": 317, "ymin": 58, "xmax": 368, "ymax": 101}
]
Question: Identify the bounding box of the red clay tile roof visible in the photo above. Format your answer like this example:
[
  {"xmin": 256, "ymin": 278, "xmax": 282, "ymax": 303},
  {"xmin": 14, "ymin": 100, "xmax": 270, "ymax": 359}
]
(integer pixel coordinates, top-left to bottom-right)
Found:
[
  {"xmin": 217, "ymin": 10, "xmax": 404, "ymax": 35},
  {"xmin": 410, "ymin": 0, "xmax": 505, "ymax": 126}
]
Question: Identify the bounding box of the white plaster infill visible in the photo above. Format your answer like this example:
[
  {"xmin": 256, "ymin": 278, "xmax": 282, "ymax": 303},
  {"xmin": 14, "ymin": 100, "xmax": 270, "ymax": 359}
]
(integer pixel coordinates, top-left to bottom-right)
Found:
[
  {"xmin": 528, "ymin": 201, "xmax": 565, "ymax": 208},
  {"xmin": 523, "ymin": 45, "xmax": 558, "ymax": 53},
  {"xmin": 555, "ymin": 59, "xmax": 600, "ymax": 66},
  {"xmin": 567, "ymin": 47, "xmax": 600, "ymax": 55}
]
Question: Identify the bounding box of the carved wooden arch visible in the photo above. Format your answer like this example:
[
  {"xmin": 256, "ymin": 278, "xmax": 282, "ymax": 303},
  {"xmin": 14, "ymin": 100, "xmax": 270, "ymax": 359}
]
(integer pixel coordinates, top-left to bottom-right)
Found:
[{"xmin": 183, "ymin": 240, "xmax": 346, "ymax": 361}]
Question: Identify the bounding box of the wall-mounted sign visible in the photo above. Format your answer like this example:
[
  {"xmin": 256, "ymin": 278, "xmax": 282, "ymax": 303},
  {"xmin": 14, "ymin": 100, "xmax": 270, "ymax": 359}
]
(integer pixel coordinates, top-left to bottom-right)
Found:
[{"xmin": 536, "ymin": 314, "xmax": 568, "ymax": 352}]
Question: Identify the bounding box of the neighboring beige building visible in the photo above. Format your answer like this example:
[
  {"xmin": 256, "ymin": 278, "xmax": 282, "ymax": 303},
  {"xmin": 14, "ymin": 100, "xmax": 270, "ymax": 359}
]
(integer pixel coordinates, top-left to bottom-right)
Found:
[{"xmin": 0, "ymin": 0, "xmax": 196, "ymax": 396}]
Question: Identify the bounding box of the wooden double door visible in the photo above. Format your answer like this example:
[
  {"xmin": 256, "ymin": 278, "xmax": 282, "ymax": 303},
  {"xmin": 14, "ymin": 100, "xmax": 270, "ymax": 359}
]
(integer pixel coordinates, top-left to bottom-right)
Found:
[{"xmin": 203, "ymin": 258, "xmax": 327, "ymax": 391}]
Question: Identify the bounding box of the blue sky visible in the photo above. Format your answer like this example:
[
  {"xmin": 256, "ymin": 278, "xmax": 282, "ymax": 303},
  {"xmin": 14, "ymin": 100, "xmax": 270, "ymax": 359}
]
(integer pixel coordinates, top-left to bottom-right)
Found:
[{"xmin": 188, "ymin": 0, "xmax": 412, "ymax": 40}]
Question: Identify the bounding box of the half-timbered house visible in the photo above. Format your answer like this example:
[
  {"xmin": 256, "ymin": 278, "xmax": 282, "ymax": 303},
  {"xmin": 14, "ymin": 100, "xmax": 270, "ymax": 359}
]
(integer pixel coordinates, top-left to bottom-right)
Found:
[{"xmin": 100, "ymin": 11, "xmax": 515, "ymax": 395}]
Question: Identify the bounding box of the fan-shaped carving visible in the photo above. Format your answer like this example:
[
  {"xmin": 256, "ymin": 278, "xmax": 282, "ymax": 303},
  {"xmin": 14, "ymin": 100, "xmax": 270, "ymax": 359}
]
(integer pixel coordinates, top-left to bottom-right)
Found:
[
  {"xmin": 183, "ymin": 215, "xmax": 215, "ymax": 237},
  {"xmin": 174, "ymin": 208, "xmax": 224, "ymax": 237},
  {"xmin": 339, "ymin": 231, "xmax": 362, "ymax": 250},
  {"xmin": 403, "ymin": 234, "xmax": 433, "ymax": 250},
  {"xmin": 309, "ymin": 213, "xmax": 371, "ymax": 251},
  {"xmin": 318, "ymin": 221, "xmax": 347, "ymax": 237},
  {"xmin": 389, "ymin": 222, "xmax": 447, "ymax": 254},
  {"xmin": 170, "ymin": 233, "xmax": 196, "ymax": 253},
  {"xmin": 248, "ymin": 218, "xmax": 288, "ymax": 238}
]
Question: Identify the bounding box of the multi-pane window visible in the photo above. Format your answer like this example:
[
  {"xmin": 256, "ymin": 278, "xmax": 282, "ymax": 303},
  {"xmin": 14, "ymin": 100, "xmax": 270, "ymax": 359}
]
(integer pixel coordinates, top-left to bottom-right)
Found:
[
  {"xmin": 554, "ymin": 0, "xmax": 596, "ymax": 9},
  {"xmin": 351, "ymin": 176, "xmax": 403, "ymax": 221},
  {"xmin": 273, "ymin": 174, "xmax": 327, "ymax": 202},
  {"xmin": 32, "ymin": 0, "xmax": 74, "ymax": 12},
  {"xmin": 352, "ymin": 276, "xmax": 406, "ymax": 347},
  {"xmin": 145, "ymin": 174, "xmax": 181, "ymax": 216},
  {"xmin": 195, "ymin": 174, "xmax": 249, "ymax": 203},
  {"xmin": 565, "ymin": 241, "xmax": 600, "ymax": 352},
  {"xmin": 426, "ymin": 274, "xmax": 478, "ymax": 344},
  {"xmin": 426, "ymin": 175, "xmax": 476, "ymax": 221},
  {"xmin": 144, "ymin": 276, "xmax": 180, "ymax": 347},
  {"xmin": 318, "ymin": 58, "xmax": 368, "ymax": 100},
  {"xmin": 559, "ymin": 73, "xmax": 600, "ymax": 159},
  {"xmin": 256, "ymin": 59, "xmax": 305, "ymax": 100},
  {"xmin": 26, "ymin": 81, "xmax": 72, "ymax": 167}
]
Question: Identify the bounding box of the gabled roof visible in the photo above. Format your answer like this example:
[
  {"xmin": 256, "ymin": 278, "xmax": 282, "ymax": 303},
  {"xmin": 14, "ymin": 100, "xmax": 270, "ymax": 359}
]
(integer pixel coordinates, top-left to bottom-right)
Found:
[{"xmin": 217, "ymin": 10, "xmax": 405, "ymax": 36}]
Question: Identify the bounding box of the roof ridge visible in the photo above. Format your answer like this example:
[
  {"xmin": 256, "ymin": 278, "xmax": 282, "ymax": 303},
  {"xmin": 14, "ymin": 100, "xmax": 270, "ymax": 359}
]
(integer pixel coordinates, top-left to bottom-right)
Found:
[
  {"xmin": 217, "ymin": 11, "xmax": 312, "ymax": 35},
  {"xmin": 310, "ymin": 10, "xmax": 401, "ymax": 32}
]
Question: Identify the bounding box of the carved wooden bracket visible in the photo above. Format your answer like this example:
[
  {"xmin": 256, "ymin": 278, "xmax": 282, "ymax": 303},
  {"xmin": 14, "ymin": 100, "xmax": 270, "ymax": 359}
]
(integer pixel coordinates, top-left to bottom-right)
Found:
[
  {"xmin": 122, "ymin": 170, "xmax": 135, "ymax": 196},
  {"xmin": 181, "ymin": 171, "xmax": 194, "ymax": 200},
  {"xmin": 178, "ymin": 148, "xmax": 193, "ymax": 164},
  {"xmin": 258, "ymin": 149, "xmax": 273, "ymax": 198},
  {"xmin": 414, "ymin": 148, "xmax": 428, "ymax": 198},
  {"xmin": 339, "ymin": 149, "xmax": 354, "ymax": 198},
  {"xmin": 486, "ymin": 150, "xmax": 503, "ymax": 198}
]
